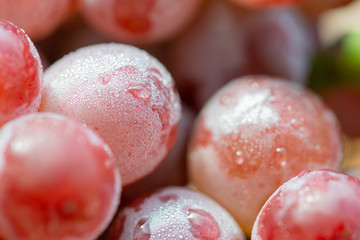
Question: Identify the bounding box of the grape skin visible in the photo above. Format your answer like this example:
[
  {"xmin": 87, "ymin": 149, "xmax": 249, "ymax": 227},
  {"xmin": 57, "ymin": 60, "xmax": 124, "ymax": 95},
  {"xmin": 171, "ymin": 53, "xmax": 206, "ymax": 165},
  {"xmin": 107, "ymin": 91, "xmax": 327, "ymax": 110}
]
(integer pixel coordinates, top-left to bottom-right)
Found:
[
  {"xmin": 166, "ymin": 0, "xmax": 316, "ymax": 110},
  {"xmin": 188, "ymin": 76, "xmax": 343, "ymax": 235},
  {"xmin": 0, "ymin": 20, "xmax": 43, "ymax": 127},
  {"xmin": 108, "ymin": 187, "xmax": 245, "ymax": 240},
  {"xmin": 0, "ymin": 113, "xmax": 121, "ymax": 240},
  {"xmin": 0, "ymin": 0, "xmax": 73, "ymax": 40},
  {"xmin": 40, "ymin": 43, "xmax": 181, "ymax": 186},
  {"xmin": 252, "ymin": 170, "xmax": 360, "ymax": 240},
  {"xmin": 79, "ymin": 0, "xmax": 203, "ymax": 45}
]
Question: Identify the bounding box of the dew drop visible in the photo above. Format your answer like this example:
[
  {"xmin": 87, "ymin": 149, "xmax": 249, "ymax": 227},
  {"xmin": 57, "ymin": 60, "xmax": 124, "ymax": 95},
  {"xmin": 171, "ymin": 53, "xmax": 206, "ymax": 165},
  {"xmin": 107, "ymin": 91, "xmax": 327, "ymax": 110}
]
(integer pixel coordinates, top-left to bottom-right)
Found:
[
  {"xmin": 133, "ymin": 218, "xmax": 151, "ymax": 240},
  {"xmin": 187, "ymin": 208, "xmax": 220, "ymax": 240},
  {"xmin": 128, "ymin": 86, "xmax": 151, "ymax": 100},
  {"xmin": 276, "ymin": 147, "xmax": 287, "ymax": 167},
  {"xmin": 269, "ymin": 96, "xmax": 276, "ymax": 102},
  {"xmin": 236, "ymin": 158, "xmax": 244, "ymax": 166},
  {"xmin": 113, "ymin": 91, "xmax": 120, "ymax": 98},
  {"xmin": 159, "ymin": 194, "xmax": 178, "ymax": 203},
  {"xmin": 220, "ymin": 95, "xmax": 230, "ymax": 105}
]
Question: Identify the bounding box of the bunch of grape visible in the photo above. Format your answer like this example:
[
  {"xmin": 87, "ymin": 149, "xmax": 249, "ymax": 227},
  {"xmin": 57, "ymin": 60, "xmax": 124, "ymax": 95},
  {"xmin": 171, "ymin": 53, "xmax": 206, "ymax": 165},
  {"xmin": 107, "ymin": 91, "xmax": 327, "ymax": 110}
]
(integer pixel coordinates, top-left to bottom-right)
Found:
[{"xmin": 0, "ymin": 0, "xmax": 359, "ymax": 239}]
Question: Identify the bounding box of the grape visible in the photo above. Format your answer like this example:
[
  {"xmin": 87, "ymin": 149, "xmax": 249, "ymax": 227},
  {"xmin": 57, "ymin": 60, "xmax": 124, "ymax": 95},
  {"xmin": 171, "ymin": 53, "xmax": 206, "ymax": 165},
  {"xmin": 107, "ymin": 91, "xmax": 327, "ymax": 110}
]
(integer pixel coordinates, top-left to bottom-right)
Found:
[
  {"xmin": 225, "ymin": 0, "xmax": 302, "ymax": 9},
  {"xmin": 0, "ymin": 113, "xmax": 121, "ymax": 240},
  {"xmin": 40, "ymin": 43, "xmax": 181, "ymax": 186},
  {"xmin": 108, "ymin": 186, "xmax": 245, "ymax": 240},
  {"xmin": 0, "ymin": 20, "xmax": 43, "ymax": 127},
  {"xmin": 166, "ymin": 0, "xmax": 316, "ymax": 109},
  {"xmin": 252, "ymin": 170, "xmax": 360, "ymax": 239},
  {"xmin": 79, "ymin": 0, "xmax": 203, "ymax": 45},
  {"xmin": 188, "ymin": 76, "xmax": 343, "ymax": 235},
  {"xmin": 0, "ymin": 0, "xmax": 73, "ymax": 40}
]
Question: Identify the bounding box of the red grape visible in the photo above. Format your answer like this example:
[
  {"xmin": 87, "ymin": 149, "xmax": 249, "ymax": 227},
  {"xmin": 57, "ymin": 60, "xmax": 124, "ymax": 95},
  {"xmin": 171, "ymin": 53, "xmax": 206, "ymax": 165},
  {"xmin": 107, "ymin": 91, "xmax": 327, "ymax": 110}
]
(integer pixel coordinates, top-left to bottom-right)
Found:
[
  {"xmin": 108, "ymin": 187, "xmax": 245, "ymax": 240},
  {"xmin": 188, "ymin": 76, "xmax": 343, "ymax": 235},
  {"xmin": 0, "ymin": 20, "xmax": 43, "ymax": 127},
  {"xmin": 40, "ymin": 43, "xmax": 181, "ymax": 186},
  {"xmin": 166, "ymin": 0, "xmax": 316, "ymax": 109},
  {"xmin": 0, "ymin": 0, "xmax": 73, "ymax": 40},
  {"xmin": 0, "ymin": 113, "xmax": 121, "ymax": 240},
  {"xmin": 252, "ymin": 170, "xmax": 360, "ymax": 240},
  {"xmin": 79, "ymin": 0, "xmax": 203, "ymax": 45}
]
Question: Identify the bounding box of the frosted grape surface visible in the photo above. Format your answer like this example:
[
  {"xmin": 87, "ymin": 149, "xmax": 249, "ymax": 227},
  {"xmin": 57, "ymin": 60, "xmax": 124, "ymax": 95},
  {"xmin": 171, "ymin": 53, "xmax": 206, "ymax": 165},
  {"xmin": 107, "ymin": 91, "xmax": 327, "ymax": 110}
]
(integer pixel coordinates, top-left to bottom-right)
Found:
[
  {"xmin": 40, "ymin": 43, "xmax": 181, "ymax": 186},
  {"xmin": 188, "ymin": 76, "xmax": 343, "ymax": 235},
  {"xmin": 108, "ymin": 187, "xmax": 245, "ymax": 240}
]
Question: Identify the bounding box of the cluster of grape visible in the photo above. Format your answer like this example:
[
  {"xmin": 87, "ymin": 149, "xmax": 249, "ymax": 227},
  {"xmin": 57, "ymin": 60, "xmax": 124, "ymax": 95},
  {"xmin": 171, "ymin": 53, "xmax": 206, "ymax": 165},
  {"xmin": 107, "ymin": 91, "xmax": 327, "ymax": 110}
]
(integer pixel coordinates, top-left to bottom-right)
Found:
[{"xmin": 0, "ymin": 0, "xmax": 359, "ymax": 239}]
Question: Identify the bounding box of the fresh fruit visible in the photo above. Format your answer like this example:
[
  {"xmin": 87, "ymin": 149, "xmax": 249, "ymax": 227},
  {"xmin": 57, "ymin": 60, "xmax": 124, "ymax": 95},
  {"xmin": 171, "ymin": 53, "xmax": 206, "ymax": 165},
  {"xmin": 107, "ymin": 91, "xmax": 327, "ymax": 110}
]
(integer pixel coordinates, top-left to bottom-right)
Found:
[
  {"xmin": 79, "ymin": 0, "xmax": 203, "ymax": 45},
  {"xmin": 40, "ymin": 43, "xmax": 181, "ymax": 186},
  {"xmin": 0, "ymin": 20, "xmax": 43, "ymax": 127},
  {"xmin": 252, "ymin": 169, "xmax": 360, "ymax": 240},
  {"xmin": 188, "ymin": 75, "xmax": 343, "ymax": 235},
  {"xmin": 108, "ymin": 186, "xmax": 245, "ymax": 240},
  {"xmin": 166, "ymin": 0, "xmax": 316, "ymax": 109},
  {"xmin": 0, "ymin": 0, "xmax": 73, "ymax": 40},
  {"xmin": 0, "ymin": 113, "xmax": 121, "ymax": 240}
]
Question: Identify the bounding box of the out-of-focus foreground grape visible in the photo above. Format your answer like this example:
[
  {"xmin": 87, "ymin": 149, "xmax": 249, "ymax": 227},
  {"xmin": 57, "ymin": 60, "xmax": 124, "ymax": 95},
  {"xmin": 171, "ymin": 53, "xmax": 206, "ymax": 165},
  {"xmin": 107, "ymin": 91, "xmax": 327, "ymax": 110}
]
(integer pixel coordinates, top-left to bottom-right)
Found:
[
  {"xmin": 0, "ymin": 113, "xmax": 121, "ymax": 240},
  {"xmin": 0, "ymin": 0, "xmax": 74, "ymax": 40},
  {"xmin": 0, "ymin": 20, "xmax": 43, "ymax": 127}
]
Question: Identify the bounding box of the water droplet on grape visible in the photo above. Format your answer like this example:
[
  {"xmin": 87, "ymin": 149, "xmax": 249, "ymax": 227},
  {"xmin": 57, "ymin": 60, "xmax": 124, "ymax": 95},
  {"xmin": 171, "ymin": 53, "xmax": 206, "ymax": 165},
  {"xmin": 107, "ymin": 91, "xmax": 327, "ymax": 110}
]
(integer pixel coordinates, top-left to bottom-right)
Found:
[
  {"xmin": 128, "ymin": 86, "xmax": 151, "ymax": 100},
  {"xmin": 187, "ymin": 208, "xmax": 220, "ymax": 240},
  {"xmin": 220, "ymin": 95, "xmax": 230, "ymax": 105},
  {"xmin": 269, "ymin": 96, "xmax": 276, "ymax": 102},
  {"xmin": 133, "ymin": 218, "xmax": 151, "ymax": 240},
  {"xmin": 236, "ymin": 158, "xmax": 245, "ymax": 166},
  {"xmin": 276, "ymin": 147, "xmax": 287, "ymax": 167},
  {"xmin": 113, "ymin": 91, "xmax": 121, "ymax": 98}
]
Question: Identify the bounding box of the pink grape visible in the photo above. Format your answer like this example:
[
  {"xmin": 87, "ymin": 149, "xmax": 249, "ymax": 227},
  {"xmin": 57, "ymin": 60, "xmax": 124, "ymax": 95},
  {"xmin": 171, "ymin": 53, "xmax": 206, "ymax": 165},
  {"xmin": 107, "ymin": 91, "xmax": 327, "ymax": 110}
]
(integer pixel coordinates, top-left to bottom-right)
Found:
[
  {"xmin": 0, "ymin": 113, "xmax": 121, "ymax": 240},
  {"xmin": 166, "ymin": 0, "xmax": 316, "ymax": 109},
  {"xmin": 40, "ymin": 43, "xmax": 181, "ymax": 186},
  {"xmin": 79, "ymin": 0, "xmax": 204, "ymax": 45},
  {"xmin": 252, "ymin": 170, "xmax": 360, "ymax": 240},
  {"xmin": 108, "ymin": 187, "xmax": 245, "ymax": 240},
  {"xmin": 188, "ymin": 76, "xmax": 343, "ymax": 235},
  {"xmin": 0, "ymin": 0, "xmax": 73, "ymax": 40},
  {"xmin": 0, "ymin": 20, "xmax": 43, "ymax": 127}
]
